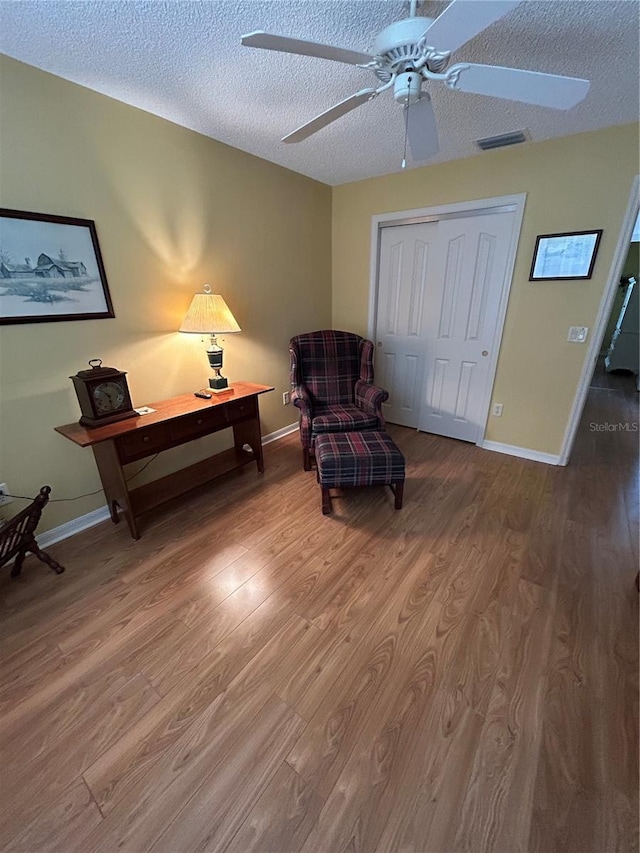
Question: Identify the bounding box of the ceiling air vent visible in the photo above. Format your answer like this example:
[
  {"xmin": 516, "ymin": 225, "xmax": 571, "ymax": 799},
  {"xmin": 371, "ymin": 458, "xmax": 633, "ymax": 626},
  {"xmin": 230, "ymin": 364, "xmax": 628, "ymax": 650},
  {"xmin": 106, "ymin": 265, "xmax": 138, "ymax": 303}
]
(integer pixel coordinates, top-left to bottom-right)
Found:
[{"xmin": 476, "ymin": 130, "xmax": 530, "ymax": 151}]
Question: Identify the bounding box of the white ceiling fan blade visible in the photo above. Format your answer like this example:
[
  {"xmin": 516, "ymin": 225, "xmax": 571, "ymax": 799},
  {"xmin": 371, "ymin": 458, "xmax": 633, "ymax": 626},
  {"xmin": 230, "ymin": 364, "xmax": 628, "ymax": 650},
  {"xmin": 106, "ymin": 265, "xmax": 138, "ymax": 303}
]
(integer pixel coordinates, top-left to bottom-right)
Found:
[
  {"xmin": 422, "ymin": 0, "xmax": 521, "ymax": 54},
  {"xmin": 283, "ymin": 88, "xmax": 378, "ymax": 143},
  {"xmin": 452, "ymin": 64, "xmax": 590, "ymax": 109},
  {"xmin": 241, "ymin": 31, "xmax": 374, "ymax": 66},
  {"xmin": 405, "ymin": 95, "xmax": 439, "ymax": 161}
]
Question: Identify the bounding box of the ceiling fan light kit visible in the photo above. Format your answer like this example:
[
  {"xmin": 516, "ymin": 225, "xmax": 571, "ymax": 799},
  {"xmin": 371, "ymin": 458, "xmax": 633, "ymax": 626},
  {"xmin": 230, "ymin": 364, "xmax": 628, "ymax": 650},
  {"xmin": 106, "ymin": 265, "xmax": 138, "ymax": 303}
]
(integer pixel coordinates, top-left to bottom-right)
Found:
[
  {"xmin": 241, "ymin": 0, "xmax": 590, "ymax": 167},
  {"xmin": 394, "ymin": 72, "xmax": 422, "ymax": 105}
]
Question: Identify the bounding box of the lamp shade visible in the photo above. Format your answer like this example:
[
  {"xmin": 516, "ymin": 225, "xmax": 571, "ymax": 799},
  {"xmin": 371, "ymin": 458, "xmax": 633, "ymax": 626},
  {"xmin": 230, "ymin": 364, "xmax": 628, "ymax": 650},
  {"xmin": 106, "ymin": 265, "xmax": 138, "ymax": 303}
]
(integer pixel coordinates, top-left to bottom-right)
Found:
[{"xmin": 179, "ymin": 288, "xmax": 241, "ymax": 334}]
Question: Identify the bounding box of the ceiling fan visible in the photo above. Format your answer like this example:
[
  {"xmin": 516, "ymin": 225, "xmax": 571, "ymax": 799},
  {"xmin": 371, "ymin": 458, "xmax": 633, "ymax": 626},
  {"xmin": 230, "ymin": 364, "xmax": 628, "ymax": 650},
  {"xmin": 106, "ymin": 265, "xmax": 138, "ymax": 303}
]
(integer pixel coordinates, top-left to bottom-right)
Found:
[{"xmin": 241, "ymin": 0, "xmax": 590, "ymax": 163}]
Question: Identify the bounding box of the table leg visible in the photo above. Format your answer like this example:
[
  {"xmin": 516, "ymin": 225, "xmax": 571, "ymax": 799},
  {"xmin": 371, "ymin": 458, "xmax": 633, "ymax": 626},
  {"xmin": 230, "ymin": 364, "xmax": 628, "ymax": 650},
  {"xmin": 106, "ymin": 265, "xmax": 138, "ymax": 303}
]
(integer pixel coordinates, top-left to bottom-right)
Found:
[
  {"xmin": 232, "ymin": 405, "xmax": 264, "ymax": 473},
  {"xmin": 92, "ymin": 442, "xmax": 140, "ymax": 539}
]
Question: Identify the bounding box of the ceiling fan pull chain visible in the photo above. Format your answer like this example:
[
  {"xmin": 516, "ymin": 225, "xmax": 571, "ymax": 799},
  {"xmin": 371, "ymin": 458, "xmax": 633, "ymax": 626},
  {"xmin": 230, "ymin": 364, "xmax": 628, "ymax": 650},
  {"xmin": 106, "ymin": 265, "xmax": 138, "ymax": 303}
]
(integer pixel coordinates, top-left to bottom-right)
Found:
[{"xmin": 401, "ymin": 87, "xmax": 410, "ymax": 170}]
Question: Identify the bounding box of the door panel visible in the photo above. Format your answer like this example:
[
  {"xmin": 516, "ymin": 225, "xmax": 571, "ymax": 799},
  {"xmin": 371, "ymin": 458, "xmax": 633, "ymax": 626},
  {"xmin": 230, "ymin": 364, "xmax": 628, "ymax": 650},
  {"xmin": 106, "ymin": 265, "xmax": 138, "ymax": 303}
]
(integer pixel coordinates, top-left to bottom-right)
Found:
[
  {"xmin": 420, "ymin": 213, "xmax": 514, "ymax": 442},
  {"xmin": 465, "ymin": 232, "xmax": 495, "ymax": 340},
  {"xmin": 437, "ymin": 233, "xmax": 464, "ymax": 339},
  {"xmin": 375, "ymin": 222, "xmax": 437, "ymax": 427}
]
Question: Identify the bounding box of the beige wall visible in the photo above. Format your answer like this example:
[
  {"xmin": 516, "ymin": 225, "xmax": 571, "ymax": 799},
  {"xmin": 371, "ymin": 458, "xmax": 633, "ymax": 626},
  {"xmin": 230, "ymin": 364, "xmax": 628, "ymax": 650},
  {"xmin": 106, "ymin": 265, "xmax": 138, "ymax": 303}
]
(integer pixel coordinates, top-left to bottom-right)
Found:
[
  {"xmin": 332, "ymin": 123, "xmax": 639, "ymax": 455},
  {"xmin": 0, "ymin": 56, "xmax": 332, "ymax": 531}
]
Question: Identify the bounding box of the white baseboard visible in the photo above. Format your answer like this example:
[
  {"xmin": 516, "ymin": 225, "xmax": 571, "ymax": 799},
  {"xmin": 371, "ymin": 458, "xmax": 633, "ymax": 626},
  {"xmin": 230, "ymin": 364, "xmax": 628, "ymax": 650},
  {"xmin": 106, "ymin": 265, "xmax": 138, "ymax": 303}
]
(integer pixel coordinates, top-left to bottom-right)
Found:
[
  {"xmin": 262, "ymin": 422, "xmax": 298, "ymax": 445},
  {"xmin": 38, "ymin": 505, "xmax": 111, "ymax": 549},
  {"xmin": 480, "ymin": 440, "xmax": 561, "ymax": 466},
  {"xmin": 37, "ymin": 423, "xmax": 300, "ymax": 549}
]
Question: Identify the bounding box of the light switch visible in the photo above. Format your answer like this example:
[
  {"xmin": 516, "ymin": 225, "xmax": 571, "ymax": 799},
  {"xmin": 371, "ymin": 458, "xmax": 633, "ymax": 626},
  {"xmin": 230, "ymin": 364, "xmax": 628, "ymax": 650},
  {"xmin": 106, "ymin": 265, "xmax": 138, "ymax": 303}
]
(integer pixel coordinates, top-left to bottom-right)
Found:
[{"xmin": 567, "ymin": 326, "xmax": 589, "ymax": 343}]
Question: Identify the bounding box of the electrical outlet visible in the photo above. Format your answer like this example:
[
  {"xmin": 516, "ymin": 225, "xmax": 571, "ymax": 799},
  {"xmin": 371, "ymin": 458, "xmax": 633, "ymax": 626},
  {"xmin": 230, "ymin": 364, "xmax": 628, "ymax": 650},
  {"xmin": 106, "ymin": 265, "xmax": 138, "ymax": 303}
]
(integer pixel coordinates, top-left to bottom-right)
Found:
[
  {"xmin": 282, "ymin": 391, "xmax": 291, "ymax": 406},
  {"xmin": 0, "ymin": 483, "xmax": 13, "ymax": 507},
  {"xmin": 492, "ymin": 403, "xmax": 504, "ymax": 417}
]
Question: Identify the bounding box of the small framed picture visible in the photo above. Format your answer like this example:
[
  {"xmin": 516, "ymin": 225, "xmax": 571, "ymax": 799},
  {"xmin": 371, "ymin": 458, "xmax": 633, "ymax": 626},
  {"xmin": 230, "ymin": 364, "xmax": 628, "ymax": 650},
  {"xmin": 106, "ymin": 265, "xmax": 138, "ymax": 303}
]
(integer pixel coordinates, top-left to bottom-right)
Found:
[
  {"xmin": 529, "ymin": 230, "xmax": 603, "ymax": 281},
  {"xmin": 0, "ymin": 208, "xmax": 115, "ymax": 325}
]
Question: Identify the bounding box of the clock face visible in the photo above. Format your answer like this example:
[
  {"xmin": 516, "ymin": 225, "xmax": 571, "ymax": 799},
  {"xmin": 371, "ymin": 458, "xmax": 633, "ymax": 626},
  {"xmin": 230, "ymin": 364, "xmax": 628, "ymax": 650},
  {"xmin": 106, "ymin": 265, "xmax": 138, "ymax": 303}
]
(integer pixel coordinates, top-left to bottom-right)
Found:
[{"xmin": 92, "ymin": 381, "xmax": 126, "ymax": 414}]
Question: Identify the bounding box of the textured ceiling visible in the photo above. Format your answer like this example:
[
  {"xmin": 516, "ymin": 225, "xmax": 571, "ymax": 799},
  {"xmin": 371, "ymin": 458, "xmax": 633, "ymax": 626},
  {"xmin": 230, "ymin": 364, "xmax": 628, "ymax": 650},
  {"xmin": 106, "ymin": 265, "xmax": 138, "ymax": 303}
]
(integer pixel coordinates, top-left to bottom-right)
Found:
[{"xmin": 0, "ymin": 0, "xmax": 638, "ymax": 186}]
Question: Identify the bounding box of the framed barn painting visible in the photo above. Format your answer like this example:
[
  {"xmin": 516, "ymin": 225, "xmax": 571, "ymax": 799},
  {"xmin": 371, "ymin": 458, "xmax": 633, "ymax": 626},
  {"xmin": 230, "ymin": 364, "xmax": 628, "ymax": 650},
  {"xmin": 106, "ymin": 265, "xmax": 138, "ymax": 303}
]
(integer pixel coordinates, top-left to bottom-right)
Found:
[{"xmin": 0, "ymin": 208, "xmax": 115, "ymax": 325}]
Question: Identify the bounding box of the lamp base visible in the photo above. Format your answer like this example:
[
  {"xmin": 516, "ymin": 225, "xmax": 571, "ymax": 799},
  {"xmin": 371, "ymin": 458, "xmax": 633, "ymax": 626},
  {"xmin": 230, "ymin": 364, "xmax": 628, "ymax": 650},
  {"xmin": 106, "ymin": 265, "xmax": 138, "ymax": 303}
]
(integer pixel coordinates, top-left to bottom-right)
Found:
[{"xmin": 209, "ymin": 375, "xmax": 232, "ymax": 393}]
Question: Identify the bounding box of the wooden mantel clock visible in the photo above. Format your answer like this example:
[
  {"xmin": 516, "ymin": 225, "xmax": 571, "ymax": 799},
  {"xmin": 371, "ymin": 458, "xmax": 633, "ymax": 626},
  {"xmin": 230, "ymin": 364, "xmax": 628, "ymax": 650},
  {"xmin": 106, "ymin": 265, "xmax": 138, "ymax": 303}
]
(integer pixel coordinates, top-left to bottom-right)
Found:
[{"xmin": 70, "ymin": 359, "xmax": 137, "ymax": 428}]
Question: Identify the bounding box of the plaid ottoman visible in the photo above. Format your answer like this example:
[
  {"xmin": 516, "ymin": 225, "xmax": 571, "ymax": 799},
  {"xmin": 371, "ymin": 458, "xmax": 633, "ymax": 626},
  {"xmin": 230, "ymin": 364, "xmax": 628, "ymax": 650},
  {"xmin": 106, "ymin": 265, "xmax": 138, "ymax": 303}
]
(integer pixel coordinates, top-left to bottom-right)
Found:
[{"xmin": 315, "ymin": 431, "xmax": 405, "ymax": 515}]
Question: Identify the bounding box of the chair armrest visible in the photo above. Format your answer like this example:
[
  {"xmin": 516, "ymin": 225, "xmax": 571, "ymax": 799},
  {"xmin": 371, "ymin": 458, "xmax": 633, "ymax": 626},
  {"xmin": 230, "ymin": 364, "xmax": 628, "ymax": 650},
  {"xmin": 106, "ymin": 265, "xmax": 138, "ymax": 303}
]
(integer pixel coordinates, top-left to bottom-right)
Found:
[
  {"xmin": 291, "ymin": 384, "xmax": 312, "ymax": 415},
  {"xmin": 355, "ymin": 380, "xmax": 388, "ymax": 428},
  {"xmin": 291, "ymin": 384, "xmax": 313, "ymax": 450}
]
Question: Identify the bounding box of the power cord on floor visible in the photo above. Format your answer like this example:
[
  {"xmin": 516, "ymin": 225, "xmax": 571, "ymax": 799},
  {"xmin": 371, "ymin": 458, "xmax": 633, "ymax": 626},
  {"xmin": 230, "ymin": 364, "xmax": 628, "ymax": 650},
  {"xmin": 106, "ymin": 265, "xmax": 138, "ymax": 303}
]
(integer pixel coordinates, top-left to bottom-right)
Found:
[{"xmin": 2, "ymin": 454, "xmax": 160, "ymax": 503}]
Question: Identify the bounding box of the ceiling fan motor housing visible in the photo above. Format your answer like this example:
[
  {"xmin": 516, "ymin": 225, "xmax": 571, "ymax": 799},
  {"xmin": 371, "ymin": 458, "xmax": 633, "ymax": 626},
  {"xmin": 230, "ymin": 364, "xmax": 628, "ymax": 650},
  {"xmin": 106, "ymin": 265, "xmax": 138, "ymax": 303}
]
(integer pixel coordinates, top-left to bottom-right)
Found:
[
  {"xmin": 372, "ymin": 16, "xmax": 449, "ymax": 83},
  {"xmin": 372, "ymin": 17, "xmax": 434, "ymax": 66}
]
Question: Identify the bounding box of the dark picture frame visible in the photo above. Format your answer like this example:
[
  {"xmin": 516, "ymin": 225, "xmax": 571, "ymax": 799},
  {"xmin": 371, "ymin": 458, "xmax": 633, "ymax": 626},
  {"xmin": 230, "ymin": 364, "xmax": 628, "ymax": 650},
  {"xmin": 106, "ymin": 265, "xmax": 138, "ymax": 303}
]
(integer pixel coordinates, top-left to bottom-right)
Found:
[
  {"xmin": 0, "ymin": 208, "xmax": 115, "ymax": 325},
  {"xmin": 529, "ymin": 229, "xmax": 603, "ymax": 281}
]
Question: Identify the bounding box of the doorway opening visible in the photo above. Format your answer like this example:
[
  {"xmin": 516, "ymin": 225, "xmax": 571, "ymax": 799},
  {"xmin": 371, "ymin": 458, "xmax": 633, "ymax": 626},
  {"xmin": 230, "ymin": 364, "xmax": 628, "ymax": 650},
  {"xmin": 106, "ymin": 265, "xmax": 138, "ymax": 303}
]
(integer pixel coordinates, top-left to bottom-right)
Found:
[{"xmin": 560, "ymin": 176, "xmax": 639, "ymax": 465}]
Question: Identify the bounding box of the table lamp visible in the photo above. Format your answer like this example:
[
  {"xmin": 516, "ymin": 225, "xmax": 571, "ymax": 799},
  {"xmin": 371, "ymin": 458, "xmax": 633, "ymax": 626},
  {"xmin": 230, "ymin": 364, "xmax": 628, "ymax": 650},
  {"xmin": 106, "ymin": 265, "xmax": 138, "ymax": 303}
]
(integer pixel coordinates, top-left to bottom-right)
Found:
[{"xmin": 179, "ymin": 285, "xmax": 241, "ymax": 392}]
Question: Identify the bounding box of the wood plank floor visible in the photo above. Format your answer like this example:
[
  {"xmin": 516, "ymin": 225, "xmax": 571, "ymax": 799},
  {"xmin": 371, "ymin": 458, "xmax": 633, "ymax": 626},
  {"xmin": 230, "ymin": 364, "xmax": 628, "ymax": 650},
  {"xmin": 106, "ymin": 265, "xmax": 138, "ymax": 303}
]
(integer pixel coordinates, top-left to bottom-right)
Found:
[{"xmin": 1, "ymin": 376, "xmax": 637, "ymax": 853}]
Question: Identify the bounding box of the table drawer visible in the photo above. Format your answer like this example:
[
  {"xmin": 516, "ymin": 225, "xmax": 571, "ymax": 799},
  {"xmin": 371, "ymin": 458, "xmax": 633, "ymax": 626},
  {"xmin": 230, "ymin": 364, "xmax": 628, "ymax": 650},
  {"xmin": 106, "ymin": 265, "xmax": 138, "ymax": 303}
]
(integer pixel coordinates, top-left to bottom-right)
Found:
[
  {"xmin": 169, "ymin": 407, "xmax": 228, "ymax": 442},
  {"xmin": 226, "ymin": 398, "xmax": 255, "ymax": 424},
  {"xmin": 117, "ymin": 424, "xmax": 169, "ymax": 462}
]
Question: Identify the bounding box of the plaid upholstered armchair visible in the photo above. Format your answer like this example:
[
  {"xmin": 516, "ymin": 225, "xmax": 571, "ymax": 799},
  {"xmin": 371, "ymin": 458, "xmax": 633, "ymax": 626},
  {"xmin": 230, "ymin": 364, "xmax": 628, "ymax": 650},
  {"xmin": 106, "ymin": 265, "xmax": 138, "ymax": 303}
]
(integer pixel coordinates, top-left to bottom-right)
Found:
[{"xmin": 289, "ymin": 330, "xmax": 389, "ymax": 470}]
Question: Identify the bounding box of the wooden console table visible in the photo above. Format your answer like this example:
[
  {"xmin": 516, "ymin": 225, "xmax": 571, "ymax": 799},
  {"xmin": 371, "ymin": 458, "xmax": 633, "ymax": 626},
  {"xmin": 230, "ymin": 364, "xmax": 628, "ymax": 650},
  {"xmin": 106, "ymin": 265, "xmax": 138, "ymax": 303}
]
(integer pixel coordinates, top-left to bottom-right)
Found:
[{"xmin": 55, "ymin": 382, "xmax": 273, "ymax": 539}]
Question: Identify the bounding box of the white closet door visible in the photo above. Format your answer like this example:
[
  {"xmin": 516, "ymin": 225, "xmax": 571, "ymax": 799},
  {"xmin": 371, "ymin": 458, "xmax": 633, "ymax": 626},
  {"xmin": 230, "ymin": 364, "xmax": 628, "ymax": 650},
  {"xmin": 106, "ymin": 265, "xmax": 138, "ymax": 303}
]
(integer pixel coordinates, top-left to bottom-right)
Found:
[
  {"xmin": 375, "ymin": 221, "xmax": 438, "ymax": 428},
  {"xmin": 374, "ymin": 210, "xmax": 515, "ymax": 442},
  {"xmin": 419, "ymin": 212, "xmax": 515, "ymax": 442}
]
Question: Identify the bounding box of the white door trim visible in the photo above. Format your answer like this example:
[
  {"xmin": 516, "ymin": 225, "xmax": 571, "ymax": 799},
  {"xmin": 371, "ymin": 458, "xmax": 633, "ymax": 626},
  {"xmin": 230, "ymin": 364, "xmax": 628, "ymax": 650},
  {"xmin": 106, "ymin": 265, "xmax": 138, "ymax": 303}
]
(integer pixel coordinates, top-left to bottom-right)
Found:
[
  {"xmin": 558, "ymin": 174, "xmax": 640, "ymax": 466},
  {"xmin": 368, "ymin": 193, "xmax": 527, "ymax": 445}
]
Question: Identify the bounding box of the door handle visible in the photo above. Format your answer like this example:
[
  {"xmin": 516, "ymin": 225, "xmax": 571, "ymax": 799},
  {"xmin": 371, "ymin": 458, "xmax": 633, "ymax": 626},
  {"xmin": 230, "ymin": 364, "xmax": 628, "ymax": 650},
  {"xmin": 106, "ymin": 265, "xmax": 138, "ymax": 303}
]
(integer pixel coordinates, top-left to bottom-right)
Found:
[
  {"xmin": 482, "ymin": 351, "xmax": 489, "ymax": 357},
  {"xmin": 377, "ymin": 341, "xmax": 383, "ymax": 347}
]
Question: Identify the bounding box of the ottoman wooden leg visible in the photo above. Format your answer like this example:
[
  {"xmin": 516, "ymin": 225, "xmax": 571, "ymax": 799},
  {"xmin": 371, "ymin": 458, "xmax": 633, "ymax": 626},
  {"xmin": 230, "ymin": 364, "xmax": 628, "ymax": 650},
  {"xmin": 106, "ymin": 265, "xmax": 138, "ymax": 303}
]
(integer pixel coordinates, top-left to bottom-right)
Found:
[
  {"xmin": 322, "ymin": 487, "xmax": 332, "ymax": 515},
  {"xmin": 392, "ymin": 480, "xmax": 404, "ymax": 510}
]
